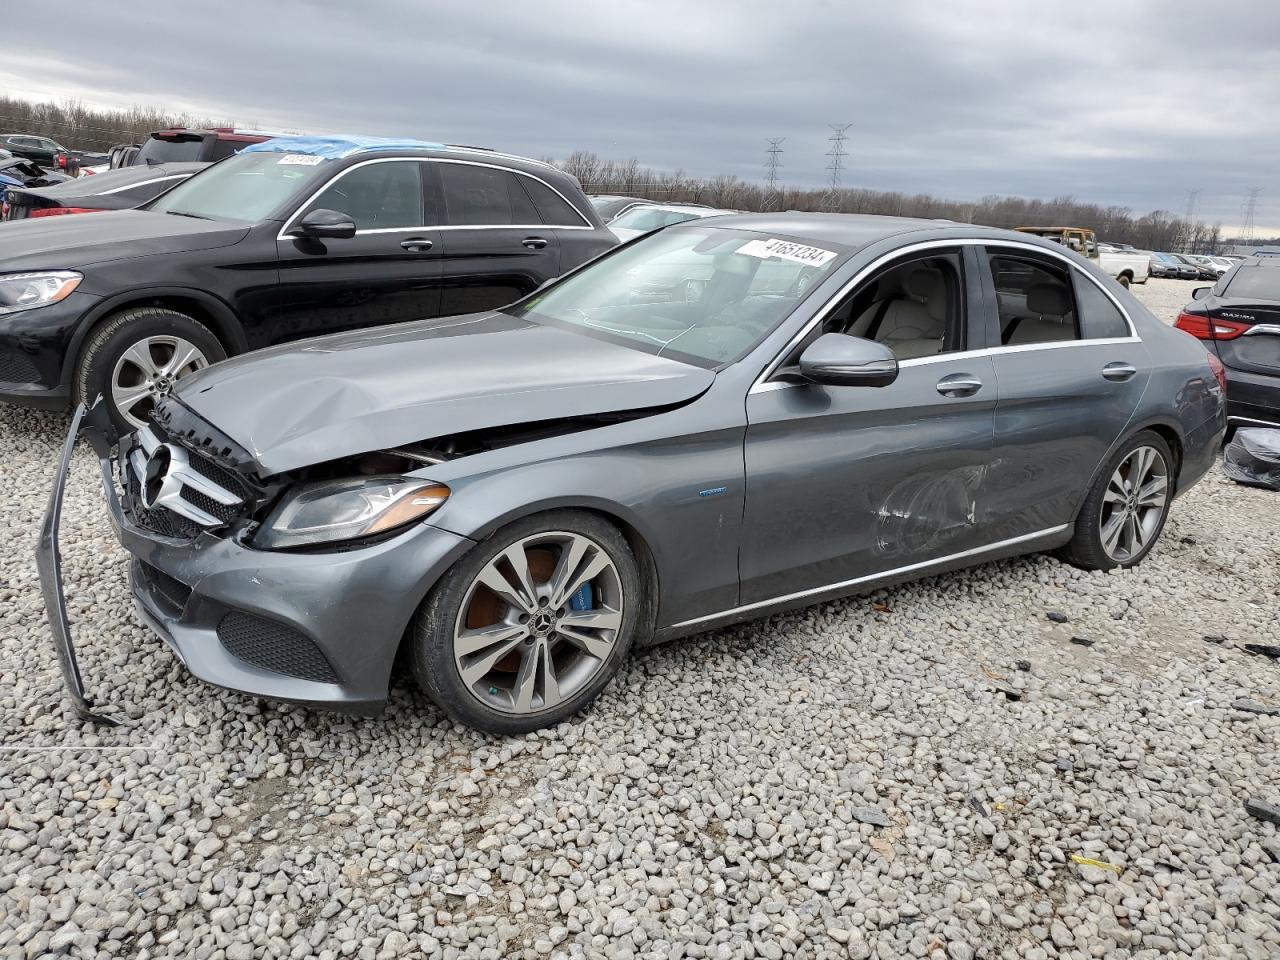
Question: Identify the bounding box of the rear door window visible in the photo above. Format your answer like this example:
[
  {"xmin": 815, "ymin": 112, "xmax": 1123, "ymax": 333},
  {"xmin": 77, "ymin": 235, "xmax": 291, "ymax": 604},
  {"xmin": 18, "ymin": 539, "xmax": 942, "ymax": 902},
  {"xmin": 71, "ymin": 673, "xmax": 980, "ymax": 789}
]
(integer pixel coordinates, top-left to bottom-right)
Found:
[
  {"xmin": 986, "ymin": 252, "xmax": 1079, "ymax": 345},
  {"xmin": 438, "ymin": 163, "xmax": 539, "ymax": 226}
]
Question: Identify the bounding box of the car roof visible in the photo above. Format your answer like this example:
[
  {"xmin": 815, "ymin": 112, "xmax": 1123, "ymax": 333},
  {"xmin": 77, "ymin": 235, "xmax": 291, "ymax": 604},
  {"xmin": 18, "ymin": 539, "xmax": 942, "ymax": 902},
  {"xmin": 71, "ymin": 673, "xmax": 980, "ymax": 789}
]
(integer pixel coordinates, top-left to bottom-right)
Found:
[
  {"xmin": 685, "ymin": 211, "xmax": 1015, "ymax": 249},
  {"xmin": 239, "ymin": 134, "xmax": 558, "ymax": 170}
]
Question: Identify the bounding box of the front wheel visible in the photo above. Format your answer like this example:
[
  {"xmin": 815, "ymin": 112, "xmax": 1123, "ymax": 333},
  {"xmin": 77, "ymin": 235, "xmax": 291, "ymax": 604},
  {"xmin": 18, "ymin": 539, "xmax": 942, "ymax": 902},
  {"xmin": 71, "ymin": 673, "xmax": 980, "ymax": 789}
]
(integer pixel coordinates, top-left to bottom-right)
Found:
[
  {"xmin": 74, "ymin": 307, "xmax": 225, "ymax": 432},
  {"xmin": 1058, "ymin": 431, "xmax": 1174, "ymax": 571},
  {"xmin": 410, "ymin": 511, "xmax": 642, "ymax": 733}
]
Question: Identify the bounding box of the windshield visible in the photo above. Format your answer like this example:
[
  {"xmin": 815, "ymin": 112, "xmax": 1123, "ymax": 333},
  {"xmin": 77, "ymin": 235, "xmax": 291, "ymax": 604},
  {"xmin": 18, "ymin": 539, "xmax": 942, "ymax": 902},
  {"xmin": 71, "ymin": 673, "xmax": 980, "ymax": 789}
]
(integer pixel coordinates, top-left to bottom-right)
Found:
[
  {"xmin": 611, "ymin": 206, "xmax": 707, "ymax": 232},
  {"xmin": 509, "ymin": 226, "xmax": 846, "ymax": 367},
  {"xmin": 149, "ymin": 152, "xmax": 329, "ymax": 222},
  {"xmin": 1223, "ymin": 266, "xmax": 1280, "ymax": 301}
]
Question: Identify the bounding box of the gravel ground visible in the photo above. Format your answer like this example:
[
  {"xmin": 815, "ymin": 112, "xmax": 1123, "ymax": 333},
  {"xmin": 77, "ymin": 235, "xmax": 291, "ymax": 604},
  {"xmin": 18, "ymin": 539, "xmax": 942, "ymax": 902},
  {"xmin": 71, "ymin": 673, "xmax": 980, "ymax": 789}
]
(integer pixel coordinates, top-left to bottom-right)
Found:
[{"xmin": 2, "ymin": 277, "xmax": 1277, "ymax": 960}]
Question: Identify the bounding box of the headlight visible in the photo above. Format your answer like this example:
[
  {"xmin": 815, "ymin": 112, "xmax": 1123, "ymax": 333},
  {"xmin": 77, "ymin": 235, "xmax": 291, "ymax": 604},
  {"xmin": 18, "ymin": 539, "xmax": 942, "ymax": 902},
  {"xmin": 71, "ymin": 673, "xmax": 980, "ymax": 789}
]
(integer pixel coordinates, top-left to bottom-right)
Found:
[
  {"xmin": 254, "ymin": 477, "xmax": 450, "ymax": 550},
  {"xmin": 0, "ymin": 271, "xmax": 82, "ymax": 315}
]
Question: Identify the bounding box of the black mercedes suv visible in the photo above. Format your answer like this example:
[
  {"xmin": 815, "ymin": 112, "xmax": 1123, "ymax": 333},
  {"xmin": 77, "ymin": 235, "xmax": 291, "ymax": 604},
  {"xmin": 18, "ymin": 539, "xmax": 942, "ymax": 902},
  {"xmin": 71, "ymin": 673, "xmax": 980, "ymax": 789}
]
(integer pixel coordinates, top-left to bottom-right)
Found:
[{"xmin": 0, "ymin": 136, "xmax": 616, "ymax": 429}]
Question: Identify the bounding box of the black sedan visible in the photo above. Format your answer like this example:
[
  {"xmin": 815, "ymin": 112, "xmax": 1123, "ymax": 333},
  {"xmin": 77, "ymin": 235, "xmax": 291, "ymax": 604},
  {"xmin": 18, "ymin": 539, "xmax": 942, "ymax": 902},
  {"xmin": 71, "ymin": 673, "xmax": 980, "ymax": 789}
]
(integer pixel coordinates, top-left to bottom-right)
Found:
[
  {"xmin": 1176, "ymin": 256, "xmax": 1280, "ymax": 429},
  {"xmin": 3, "ymin": 162, "xmax": 207, "ymax": 221}
]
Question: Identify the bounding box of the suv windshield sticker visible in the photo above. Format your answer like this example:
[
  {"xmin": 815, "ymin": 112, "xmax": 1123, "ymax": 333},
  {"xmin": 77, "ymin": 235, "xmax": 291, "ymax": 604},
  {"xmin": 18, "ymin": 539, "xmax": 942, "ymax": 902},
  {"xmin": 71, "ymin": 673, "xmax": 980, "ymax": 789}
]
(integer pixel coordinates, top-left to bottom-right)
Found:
[
  {"xmin": 277, "ymin": 154, "xmax": 325, "ymax": 166},
  {"xmin": 737, "ymin": 238, "xmax": 837, "ymax": 267}
]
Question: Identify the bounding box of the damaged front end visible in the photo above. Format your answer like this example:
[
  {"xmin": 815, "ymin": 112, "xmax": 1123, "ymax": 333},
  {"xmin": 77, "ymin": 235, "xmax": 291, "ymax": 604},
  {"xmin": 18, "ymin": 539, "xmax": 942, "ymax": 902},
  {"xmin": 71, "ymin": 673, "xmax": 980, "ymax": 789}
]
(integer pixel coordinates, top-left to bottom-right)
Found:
[{"xmin": 37, "ymin": 389, "xmax": 683, "ymax": 722}]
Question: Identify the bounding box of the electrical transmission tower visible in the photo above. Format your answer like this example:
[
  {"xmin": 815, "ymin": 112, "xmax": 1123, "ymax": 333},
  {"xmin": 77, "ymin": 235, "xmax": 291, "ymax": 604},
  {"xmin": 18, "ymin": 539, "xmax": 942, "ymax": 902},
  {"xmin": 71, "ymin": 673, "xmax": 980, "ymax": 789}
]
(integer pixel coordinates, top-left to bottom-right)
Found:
[
  {"xmin": 1239, "ymin": 187, "xmax": 1262, "ymax": 244},
  {"xmin": 822, "ymin": 124, "xmax": 851, "ymax": 211},
  {"xmin": 763, "ymin": 137, "xmax": 784, "ymax": 209},
  {"xmin": 1175, "ymin": 189, "xmax": 1200, "ymax": 252}
]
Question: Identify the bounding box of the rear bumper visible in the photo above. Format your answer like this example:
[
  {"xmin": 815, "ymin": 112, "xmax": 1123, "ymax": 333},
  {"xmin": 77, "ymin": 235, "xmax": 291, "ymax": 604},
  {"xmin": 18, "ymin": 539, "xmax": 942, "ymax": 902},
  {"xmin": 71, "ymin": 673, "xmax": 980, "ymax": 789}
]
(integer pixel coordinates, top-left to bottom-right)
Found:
[
  {"xmin": 37, "ymin": 406, "xmax": 475, "ymax": 721},
  {"xmin": 1224, "ymin": 366, "xmax": 1280, "ymax": 427}
]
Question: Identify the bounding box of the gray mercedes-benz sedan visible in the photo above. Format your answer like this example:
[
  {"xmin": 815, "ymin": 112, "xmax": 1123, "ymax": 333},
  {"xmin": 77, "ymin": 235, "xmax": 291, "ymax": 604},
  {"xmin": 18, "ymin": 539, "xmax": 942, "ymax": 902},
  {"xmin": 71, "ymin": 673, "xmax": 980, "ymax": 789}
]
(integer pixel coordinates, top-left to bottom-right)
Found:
[{"xmin": 40, "ymin": 214, "xmax": 1227, "ymax": 732}]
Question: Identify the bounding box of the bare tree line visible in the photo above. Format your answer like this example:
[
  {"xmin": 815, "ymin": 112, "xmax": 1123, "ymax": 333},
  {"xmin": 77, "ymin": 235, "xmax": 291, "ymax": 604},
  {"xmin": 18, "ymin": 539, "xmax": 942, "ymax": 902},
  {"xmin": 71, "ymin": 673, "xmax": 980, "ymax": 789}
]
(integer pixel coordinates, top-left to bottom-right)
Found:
[
  {"xmin": 0, "ymin": 97, "xmax": 1229, "ymax": 253},
  {"xmin": 560, "ymin": 151, "xmax": 1225, "ymax": 254},
  {"xmin": 0, "ymin": 96, "xmax": 236, "ymax": 153}
]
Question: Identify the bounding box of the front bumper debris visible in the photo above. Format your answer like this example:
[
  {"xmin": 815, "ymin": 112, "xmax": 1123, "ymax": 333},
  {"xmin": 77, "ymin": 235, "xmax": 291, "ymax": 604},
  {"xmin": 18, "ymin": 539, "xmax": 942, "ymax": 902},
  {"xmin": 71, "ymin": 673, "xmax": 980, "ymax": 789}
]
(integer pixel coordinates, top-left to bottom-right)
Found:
[
  {"xmin": 37, "ymin": 403, "xmax": 475, "ymax": 721},
  {"xmin": 35, "ymin": 401, "xmax": 121, "ymax": 724}
]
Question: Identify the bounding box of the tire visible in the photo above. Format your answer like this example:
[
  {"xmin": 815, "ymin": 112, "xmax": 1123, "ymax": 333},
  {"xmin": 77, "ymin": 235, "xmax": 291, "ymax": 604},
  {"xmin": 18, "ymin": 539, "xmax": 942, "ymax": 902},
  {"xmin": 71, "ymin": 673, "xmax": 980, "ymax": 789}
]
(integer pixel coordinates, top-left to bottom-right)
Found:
[
  {"xmin": 411, "ymin": 510, "xmax": 643, "ymax": 734},
  {"xmin": 74, "ymin": 307, "xmax": 225, "ymax": 433},
  {"xmin": 1117, "ymin": 273, "xmax": 1131, "ymax": 288},
  {"xmin": 1058, "ymin": 430, "xmax": 1175, "ymax": 571}
]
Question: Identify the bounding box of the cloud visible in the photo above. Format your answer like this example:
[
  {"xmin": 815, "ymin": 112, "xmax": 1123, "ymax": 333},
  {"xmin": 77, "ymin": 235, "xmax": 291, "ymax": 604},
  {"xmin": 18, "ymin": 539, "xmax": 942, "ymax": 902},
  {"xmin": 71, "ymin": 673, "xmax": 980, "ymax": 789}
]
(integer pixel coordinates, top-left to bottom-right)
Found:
[{"xmin": 6, "ymin": 0, "xmax": 1279, "ymax": 231}]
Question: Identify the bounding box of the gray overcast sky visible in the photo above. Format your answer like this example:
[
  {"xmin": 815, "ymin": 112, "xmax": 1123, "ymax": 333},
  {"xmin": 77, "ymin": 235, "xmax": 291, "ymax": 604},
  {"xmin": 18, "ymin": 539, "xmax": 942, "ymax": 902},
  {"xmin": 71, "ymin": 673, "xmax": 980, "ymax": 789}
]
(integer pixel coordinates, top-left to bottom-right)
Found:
[{"xmin": 4, "ymin": 0, "xmax": 1278, "ymax": 232}]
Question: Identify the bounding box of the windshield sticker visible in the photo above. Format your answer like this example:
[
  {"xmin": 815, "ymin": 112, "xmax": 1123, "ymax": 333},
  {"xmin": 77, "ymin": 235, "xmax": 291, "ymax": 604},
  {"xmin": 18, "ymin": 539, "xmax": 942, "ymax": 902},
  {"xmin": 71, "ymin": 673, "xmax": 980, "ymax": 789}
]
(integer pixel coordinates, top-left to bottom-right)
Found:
[
  {"xmin": 737, "ymin": 238, "xmax": 838, "ymax": 267},
  {"xmin": 277, "ymin": 154, "xmax": 325, "ymax": 166}
]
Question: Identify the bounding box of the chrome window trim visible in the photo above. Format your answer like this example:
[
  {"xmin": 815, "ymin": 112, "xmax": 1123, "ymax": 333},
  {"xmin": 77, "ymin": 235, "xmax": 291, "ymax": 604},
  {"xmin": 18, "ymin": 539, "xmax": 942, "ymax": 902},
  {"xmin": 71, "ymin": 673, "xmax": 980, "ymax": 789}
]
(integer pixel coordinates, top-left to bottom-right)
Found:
[
  {"xmin": 97, "ymin": 174, "xmax": 190, "ymax": 197},
  {"xmin": 749, "ymin": 237, "xmax": 1141, "ymax": 395},
  {"xmin": 278, "ymin": 156, "xmax": 594, "ymax": 240},
  {"xmin": 669, "ymin": 523, "xmax": 1071, "ymax": 630}
]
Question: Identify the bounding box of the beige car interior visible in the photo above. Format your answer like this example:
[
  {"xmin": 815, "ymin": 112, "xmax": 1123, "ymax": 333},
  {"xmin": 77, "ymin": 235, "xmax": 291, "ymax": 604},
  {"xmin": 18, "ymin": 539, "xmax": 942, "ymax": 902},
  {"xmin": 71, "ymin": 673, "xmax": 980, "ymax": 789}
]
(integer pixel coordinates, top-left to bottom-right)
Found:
[{"xmin": 824, "ymin": 258, "xmax": 959, "ymax": 360}]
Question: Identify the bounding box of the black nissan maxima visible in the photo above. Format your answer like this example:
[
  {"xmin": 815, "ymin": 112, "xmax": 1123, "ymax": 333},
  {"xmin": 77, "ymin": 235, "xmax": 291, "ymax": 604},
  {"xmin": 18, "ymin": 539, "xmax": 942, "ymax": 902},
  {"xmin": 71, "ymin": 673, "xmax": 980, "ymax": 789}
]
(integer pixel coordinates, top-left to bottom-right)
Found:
[
  {"xmin": 41, "ymin": 214, "xmax": 1226, "ymax": 732},
  {"xmin": 1176, "ymin": 256, "xmax": 1280, "ymax": 430},
  {"xmin": 0, "ymin": 136, "xmax": 616, "ymax": 430}
]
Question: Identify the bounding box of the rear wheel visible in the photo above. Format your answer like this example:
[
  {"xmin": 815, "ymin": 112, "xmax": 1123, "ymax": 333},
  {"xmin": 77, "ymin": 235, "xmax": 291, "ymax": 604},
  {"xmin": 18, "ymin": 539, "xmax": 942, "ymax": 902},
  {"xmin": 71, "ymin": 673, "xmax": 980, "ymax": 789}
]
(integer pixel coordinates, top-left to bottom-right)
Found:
[
  {"xmin": 75, "ymin": 307, "xmax": 225, "ymax": 432},
  {"xmin": 411, "ymin": 511, "xmax": 641, "ymax": 733},
  {"xmin": 1059, "ymin": 430, "xmax": 1174, "ymax": 571},
  {"xmin": 1117, "ymin": 273, "xmax": 1132, "ymax": 288}
]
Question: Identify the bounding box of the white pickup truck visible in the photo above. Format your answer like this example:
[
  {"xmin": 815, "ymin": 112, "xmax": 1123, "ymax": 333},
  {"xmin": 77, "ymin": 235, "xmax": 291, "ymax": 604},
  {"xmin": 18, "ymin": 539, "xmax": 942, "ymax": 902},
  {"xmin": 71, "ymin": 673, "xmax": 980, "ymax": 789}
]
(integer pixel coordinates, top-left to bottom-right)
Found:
[
  {"xmin": 1097, "ymin": 243, "xmax": 1151, "ymax": 287},
  {"xmin": 1015, "ymin": 227, "xmax": 1150, "ymax": 287}
]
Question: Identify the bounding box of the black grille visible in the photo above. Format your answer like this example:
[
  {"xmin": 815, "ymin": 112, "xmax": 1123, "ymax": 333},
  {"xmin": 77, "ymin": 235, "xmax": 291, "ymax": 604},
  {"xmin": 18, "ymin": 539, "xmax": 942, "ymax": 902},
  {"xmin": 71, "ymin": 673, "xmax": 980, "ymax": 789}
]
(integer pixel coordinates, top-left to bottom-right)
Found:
[
  {"xmin": 178, "ymin": 486, "xmax": 239, "ymax": 524},
  {"xmin": 125, "ymin": 470, "xmax": 200, "ymax": 539},
  {"xmin": 217, "ymin": 611, "xmax": 338, "ymax": 684},
  {"xmin": 139, "ymin": 562, "xmax": 192, "ymax": 611},
  {"xmin": 0, "ymin": 351, "xmax": 38, "ymax": 384},
  {"xmin": 185, "ymin": 451, "xmax": 249, "ymax": 502}
]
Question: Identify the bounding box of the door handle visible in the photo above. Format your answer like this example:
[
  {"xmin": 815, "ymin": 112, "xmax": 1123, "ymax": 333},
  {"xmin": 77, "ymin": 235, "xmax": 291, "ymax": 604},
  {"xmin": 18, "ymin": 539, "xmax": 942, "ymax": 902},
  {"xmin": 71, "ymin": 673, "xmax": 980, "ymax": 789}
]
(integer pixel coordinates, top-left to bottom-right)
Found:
[
  {"xmin": 936, "ymin": 374, "xmax": 983, "ymax": 397},
  {"xmin": 522, "ymin": 237, "xmax": 548, "ymax": 250},
  {"xmin": 400, "ymin": 238, "xmax": 433, "ymax": 251},
  {"xmin": 1102, "ymin": 362, "xmax": 1137, "ymax": 382}
]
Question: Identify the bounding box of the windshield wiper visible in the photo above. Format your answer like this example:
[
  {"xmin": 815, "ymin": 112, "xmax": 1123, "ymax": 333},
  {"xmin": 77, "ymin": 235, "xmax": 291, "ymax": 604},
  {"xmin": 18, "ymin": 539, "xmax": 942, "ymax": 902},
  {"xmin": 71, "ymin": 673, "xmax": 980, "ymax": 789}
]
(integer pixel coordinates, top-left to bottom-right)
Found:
[{"xmin": 163, "ymin": 209, "xmax": 211, "ymax": 220}]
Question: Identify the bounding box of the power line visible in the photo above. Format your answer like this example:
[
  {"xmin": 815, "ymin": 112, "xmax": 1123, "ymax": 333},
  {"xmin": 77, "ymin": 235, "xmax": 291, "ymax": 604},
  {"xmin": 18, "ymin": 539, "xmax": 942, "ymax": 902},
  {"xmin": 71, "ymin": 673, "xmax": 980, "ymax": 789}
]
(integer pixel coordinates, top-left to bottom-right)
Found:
[
  {"xmin": 1239, "ymin": 187, "xmax": 1262, "ymax": 244},
  {"xmin": 822, "ymin": 123, "xmax": 851, "ymax": 212},
  {"xmin": 1176, "ymin": 188, "xmax": 1200, "ymax": 252}
]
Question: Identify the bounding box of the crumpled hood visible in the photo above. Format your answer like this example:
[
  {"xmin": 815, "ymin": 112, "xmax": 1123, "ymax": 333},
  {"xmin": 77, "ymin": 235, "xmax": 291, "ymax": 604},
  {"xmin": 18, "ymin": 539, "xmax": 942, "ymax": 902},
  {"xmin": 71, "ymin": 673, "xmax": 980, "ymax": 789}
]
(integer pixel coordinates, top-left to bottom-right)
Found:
[
  {"xmin": 173, "ymin": 311, "xmax": 715, "ymax": 475},
  {"xmin": 0, "ymin": 209, "xmax": 249, "ymax": 271}
]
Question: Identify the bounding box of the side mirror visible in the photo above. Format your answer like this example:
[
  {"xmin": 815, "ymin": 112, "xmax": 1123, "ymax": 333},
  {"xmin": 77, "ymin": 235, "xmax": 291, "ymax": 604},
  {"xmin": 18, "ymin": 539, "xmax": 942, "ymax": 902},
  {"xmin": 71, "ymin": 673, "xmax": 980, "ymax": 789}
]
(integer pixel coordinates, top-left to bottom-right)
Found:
[
  {"xmin": 294, "ymin": 208, "xmax": 356, "ymax": 240},
  {"xmin": 797, "ymin": 333, "xmax": 899, "ymax": 388},
  {"xmin": 1191, "ymin": 286, "xmax": 1211, "ymax": 300}
]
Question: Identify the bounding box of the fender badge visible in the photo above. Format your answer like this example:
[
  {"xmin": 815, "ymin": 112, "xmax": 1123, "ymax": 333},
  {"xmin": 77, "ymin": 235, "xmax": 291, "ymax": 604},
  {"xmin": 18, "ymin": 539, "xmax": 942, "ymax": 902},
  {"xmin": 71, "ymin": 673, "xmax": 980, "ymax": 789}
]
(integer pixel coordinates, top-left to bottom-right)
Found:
[{"xmin": 698, "ymin": 486, "xmax": 728, "ymax": 498}]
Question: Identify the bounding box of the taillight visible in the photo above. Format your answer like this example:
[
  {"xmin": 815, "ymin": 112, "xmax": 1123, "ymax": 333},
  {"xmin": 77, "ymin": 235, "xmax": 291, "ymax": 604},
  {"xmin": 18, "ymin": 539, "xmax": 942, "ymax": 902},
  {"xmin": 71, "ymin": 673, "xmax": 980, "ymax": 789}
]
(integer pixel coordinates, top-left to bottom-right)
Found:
[
  {"xmin": 56, "ymin": 153, "xmax": 67, "ymax": 169},
  {"xmin": 1174, "ymin": 313, "xmax": 1250, "ymax": 340},
  {"xmin": 1205, "ymin": 350, "xmax": 1228, "ymax": 394},
  {"xmin": 29, "ymin": 207, "xmax": 105, "ymax": 218}
]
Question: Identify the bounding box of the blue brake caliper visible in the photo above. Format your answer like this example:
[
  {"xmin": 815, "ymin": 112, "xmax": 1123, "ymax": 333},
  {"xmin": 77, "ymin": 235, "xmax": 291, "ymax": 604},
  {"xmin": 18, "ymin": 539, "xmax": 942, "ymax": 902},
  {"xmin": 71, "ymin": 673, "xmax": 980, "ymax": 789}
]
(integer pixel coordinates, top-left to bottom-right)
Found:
[{"xmin": 569, "ymin": 582, "xmax": 593, "ymax": 612}]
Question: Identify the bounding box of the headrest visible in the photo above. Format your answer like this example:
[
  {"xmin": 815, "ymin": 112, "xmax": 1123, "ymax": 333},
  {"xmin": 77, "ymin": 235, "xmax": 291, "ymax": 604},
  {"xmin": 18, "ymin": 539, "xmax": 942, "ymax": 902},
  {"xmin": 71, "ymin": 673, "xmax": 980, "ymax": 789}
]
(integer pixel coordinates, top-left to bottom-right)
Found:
[
  {"xmin": 904, "ymin": 267, "xmax": 943, "ymax": 301},
  {"xmin": 1027, "ymin": 283, "xmax": 1070, "ymax": 316}
]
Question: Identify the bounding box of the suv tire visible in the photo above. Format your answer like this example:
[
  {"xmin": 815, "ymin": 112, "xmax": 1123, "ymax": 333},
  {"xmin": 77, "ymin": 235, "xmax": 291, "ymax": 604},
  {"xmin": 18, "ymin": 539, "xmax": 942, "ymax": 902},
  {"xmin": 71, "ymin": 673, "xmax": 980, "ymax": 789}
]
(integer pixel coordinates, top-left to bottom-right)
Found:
[{"xmin": 75, "ymin": 307, "xmax": 225, "ymax": 432}]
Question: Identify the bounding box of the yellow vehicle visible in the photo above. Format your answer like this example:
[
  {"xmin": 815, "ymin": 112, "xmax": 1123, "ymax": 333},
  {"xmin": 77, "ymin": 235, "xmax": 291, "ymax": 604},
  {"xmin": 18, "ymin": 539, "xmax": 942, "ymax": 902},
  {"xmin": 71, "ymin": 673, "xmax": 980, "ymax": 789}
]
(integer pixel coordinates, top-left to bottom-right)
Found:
[{"xmin": 1015, "ymin": 226, "xmax": 1099, "ymax": 260}]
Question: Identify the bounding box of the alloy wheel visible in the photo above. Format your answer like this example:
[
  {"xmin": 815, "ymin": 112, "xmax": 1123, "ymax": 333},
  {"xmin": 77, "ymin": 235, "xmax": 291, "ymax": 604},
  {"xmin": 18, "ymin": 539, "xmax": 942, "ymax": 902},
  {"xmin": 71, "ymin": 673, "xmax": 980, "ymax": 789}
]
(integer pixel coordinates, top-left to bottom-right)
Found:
[
  {"xmin": 111, "ymin": 335, "xmax": 210, "ymax": 429},
  {"xmin": 453, "ymin": 531, "xmax": 624, "ymax": 715},
  {"xmin": 1098, "ymin": 445, "xmax": 1169, "ymax": 563}
]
